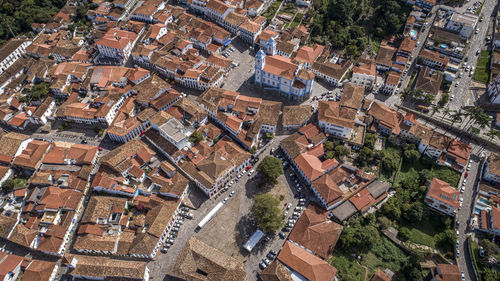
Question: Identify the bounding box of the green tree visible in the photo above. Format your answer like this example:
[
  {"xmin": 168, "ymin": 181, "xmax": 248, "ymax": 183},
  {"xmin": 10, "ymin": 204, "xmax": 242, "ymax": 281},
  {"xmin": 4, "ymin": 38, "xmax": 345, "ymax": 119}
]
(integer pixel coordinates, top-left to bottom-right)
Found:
[
  {"xmin": 377, "ymin": 216, "xmax": 392, "ymax": 230},
  {"xmin": 480, "ymin": 239, "xmax": 500, "ymax": 256},
  {"xmin": 325, "ymin": 151, "xmax": 335, "ymax": 159},
  {"xmin": 324, "ymin": 140, "xmax": 335, "ymax": 151},
  {"xmin": 403, "ymin": 144, "xmax": 420, "ymax": 163},
  {"xmin": 28, "ymin": 82, "xmax": 50, "ymax": 101},
  {"xmin": 436, "ymin": 229, "xmax": 457, "ymax": 252},
  {"xmin": 335, "ymin": 145, "xmax": 349, "ymax": 158},
  {"xmin": 398, "ymin": 227, "xmax": 411, "ymax": 241},
  {"xmin": 382, "ymin": 149, "xmax": 400, "ymax": 172},
  {"xmin": 1, "ymin": 178, "xmax": 26, "ymax": 191},
  {"xmin": 339, "ymin": 223, "xmax": 380, "ymax": 253},
  {"xmin": 364, "ymin": 133, "xmax": 377, "ymax": 149},
  {"xmin": 380, "ymin": 197, "xmax": 401, "ymax": 220},
  {"xmin": 357, "ymin": 147, "xmax": 373, "ymax": 166},
  {"xmin": 251, "ymin": 193, "xmax": 284, "ymax": 233},
  {"xmin": 257, "ymin": 156, "xmax": 284, "ymax": 184},
  {"xmin": 188, "ymin": 131, "xmax": 203, "ymax": 143},
  {"xmin": 439, "ymin": 92, "xmax": 450, "ymax": 106},
  {"xmin": 250, "ymin": 146, "xmax": 257, "ymax": 154}
]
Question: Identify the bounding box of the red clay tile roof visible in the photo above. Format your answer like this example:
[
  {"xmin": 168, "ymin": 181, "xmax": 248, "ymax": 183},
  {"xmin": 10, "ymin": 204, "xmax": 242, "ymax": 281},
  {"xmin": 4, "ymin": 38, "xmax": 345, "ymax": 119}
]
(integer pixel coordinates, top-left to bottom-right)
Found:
[
  {"xmin": 427, "ymin": 178, "xmax": 459, "ymax": 208},
  {"xmin": 278, "ymin": 241, "xmax": 337, "ymax": 281},
  {"xmin": 349, "ymin": 188, "xmax": 375, "ymax": 211},
  {"xmin": 371, "ymin": 269, "xmax": 392, "ymax": 281},
  {"xmin": 288, "ymin": 204, "xmax": 343, "ymax": 259}
]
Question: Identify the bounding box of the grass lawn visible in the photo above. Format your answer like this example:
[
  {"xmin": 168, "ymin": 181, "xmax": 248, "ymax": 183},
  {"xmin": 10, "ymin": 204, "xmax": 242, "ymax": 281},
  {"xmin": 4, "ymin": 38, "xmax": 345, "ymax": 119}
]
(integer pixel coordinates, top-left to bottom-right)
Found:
[
  {"xmin": 473, "ymin": 50, "xmax": 491, "ymax": 84},
  {"xmin": 396, "ymin": 157, "xmax": 461, "ymax": 187},
  {"xmin": 369, "ymin": 37, "xmax": 382, "ymax": 55},
  {"xmin": 263, "ymin": 0, "xmax": 282, "ymax": 21},
  {"xmin": 399, "ymin": 207, "xmax": 448, "ymax": 249},
  {"xmin": 362, "ymin": 236, "xmax": 408, "ymax": 273},
  {"xmin": 379, "ymin": 142, "xmax": 402, "ymax": 184},
  {"xmin": 288, "ymin": 12, "xmax": 302, "ymax": 28},
  {"xmin": 329, "ymin": 255, "xmax": 365, "ymax": 281}
]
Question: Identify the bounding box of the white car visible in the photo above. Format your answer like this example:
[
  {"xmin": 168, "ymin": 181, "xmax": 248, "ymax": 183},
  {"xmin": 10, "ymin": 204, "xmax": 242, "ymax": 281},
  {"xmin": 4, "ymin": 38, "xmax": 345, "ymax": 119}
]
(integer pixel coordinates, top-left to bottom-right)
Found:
[
  {"xmin": 460, "ymin": 187, "xmax": 465, "ymax": 193},
  {"xmin": 455, "ymin": 81, "xmax": 460, "ymax": 87},
  {"xmin": 450, "ymin": 94, "xmax": 455, "ymax": 101}
]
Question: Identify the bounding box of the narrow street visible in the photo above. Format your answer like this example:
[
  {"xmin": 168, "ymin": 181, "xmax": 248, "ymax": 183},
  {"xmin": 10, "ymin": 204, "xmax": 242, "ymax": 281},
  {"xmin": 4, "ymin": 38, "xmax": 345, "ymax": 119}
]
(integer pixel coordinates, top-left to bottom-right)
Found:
[{"xmin": 456, "ymin": 151, "xmax": 482, "ymax": 281}]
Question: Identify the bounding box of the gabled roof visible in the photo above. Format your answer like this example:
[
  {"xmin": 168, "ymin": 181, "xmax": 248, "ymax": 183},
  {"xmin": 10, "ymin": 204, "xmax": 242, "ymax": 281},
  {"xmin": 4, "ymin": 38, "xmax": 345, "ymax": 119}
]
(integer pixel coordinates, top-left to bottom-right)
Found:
[
  {"xmin": 278, "ymin": 241, "xmax": 337, "ymax": 281},
  {"xmin": 259, "ymin": 260, "xmax": 294, "ymax": 281},
  {"xmin": 426, "ymin": 178, "xmax": 459, "ymax": 208},
  {"xmin": 22, "ymin": 260, "xmax": 57, "ymax": 281},
  {"xmin": 168, "ymin": 237, "xmax": 247, "ymax": 281},
  {"xmin": 288, "ymin": 204, "xmax": 343, "ymax": 259}
]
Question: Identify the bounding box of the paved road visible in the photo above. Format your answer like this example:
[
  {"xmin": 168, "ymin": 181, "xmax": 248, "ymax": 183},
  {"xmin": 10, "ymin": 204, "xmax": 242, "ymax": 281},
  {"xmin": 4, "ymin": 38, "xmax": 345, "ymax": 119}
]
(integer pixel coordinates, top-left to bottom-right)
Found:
[
  {"xmin": 456, "ymin": 150, "xmax": 482, "ymax": 281},
  {"xmin": 447, "ymin": 0, "xmax": 497, "ymax": 111}
]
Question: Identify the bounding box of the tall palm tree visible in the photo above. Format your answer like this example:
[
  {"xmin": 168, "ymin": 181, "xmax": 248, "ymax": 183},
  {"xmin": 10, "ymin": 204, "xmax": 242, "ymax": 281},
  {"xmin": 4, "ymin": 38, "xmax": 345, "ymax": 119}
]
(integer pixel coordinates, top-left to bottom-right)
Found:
[
  {"xmin": 451, "ymin": 110, "xmax": 464, "ymax": 123},
  {"xmin": 431, "ymin": 105, "xmax": 440, "ymax": 117},
  {"xmin": 441, "ymin": 107, "xmax": 451, "ymax": 121}
]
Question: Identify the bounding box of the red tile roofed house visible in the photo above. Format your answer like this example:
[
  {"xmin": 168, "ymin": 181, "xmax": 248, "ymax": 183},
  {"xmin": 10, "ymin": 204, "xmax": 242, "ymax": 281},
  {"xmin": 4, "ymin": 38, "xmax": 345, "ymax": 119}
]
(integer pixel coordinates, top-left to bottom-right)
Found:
[
  {"xmin": 22, "ymin": 260, "xmax": 58, "ymax": 281},
  {"xmin": 487, "ymin": 206, "xmax": 500, "ymax": 236},
  {"xmin": 278, "ymin": 241, "xmax": 337, "ymax": 281},
  {"xmin": 418, "ymin": 131, "xmax": 451, "ymax": 160},
  {"xmin": 12, "ymin": 140, "xmax": 51, "ymax": 174},
  {"xmin": 352, "ymin": 59, "xmax": 376, "ymax": 89},
  {"xmin": 366, "ymin": 101, "xmax": 403, "ymax": 136},
  {"xmin": 398, "ymin": 36, "xmax": 416, "ymax": 57},
  {"xmin": 349, "ymin": 188, "xmax": 375, "ymax": 212},
  {"xmin": 0, "ymin": 252, "xmax": 24, "ymax": 281},
  {"xmin": 317, "ymin": 100, "xmax": 355, "ymax": 139},
  {"xmin": 293, "ymin": 143, "xmax": 339, "ymax": 186},
  {"xmin": 375, "ymin": 44, "xmax": 397, "ymax": 71},
  {"xmin": 311, "ymin": 59, "xmax": 353, "ymax": 86},
  {"xmin": 418, "ymin": 49, "xmax": 449, "ymax": 71},
  {"xmin": 205, "ymin": 0, "xmax": 234, "ymax": 25},
  {"xmin": 255, "ymin": 29, "xmax": 279, "ymax": 49},
  {"xmin": 92, "ymin": 172, "xmax": 137, "ymax": 197},
  {"xmin": 42, "ymin": 142, "xmax": 98, "ymax": 166},
  {"xmin": 431, "ymin": 264, "xmax": 461, "ymax": 281},
  {"xmin": 146, "ymin": 161, "xmax": 190, "ymax": 200},
  {"xmin": 239, "ymin": 19, "xmax": 262, "ymax": 44},
  {"xmin": 294, "ymin": 44, "xmax": 325, "ymax": 68},
  {"xmin": 371, "ymin": 269, "xmax": 392, "ymax": 281},
  {"xmin": 288, "ymin": 204, "xmax": 343, "ymax": 259},
  {"xmin": 439, "ymin": 139, "xmax": 471, "ymax": 172},
  {"xmin": 425, "ymin": 178, "xmax": 459, "ymax": 216},
  {"xmin": 96, "ymin": 28, "xmax": 139, "ymax": 64},
  {"xmin": 382, "ymin": 71, "xmax": 402, "ymax": 95}
]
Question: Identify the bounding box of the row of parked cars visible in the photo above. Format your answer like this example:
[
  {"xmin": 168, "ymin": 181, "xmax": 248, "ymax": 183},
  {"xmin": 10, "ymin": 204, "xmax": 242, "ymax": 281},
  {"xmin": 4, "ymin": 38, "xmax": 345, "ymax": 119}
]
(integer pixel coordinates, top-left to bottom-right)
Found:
[
  {"xmin": 161, "ymin": 207, "xmax": 193, "ymax": 253},
  {"xmin": 222, "ymin": 46, "xmax": 235, "ymax": 58}
]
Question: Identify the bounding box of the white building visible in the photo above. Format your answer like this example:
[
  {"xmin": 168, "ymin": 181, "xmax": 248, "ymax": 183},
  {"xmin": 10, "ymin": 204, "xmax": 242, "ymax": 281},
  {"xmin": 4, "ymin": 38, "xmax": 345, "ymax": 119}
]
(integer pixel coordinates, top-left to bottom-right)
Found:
[
  {"xmin": 96, "ymin": 29, "xmax": 139, "ymax": 64},
  {"xmin": 254, "ymin": 43, "xmax": 314, "ymax": 101},
  {"xmin": 0, "ymin": 38, "xmax": 31, "ymax": 74},
  {"xmin": 351, "ymin": 61, "xmax": 376, "ymax": 89},
  {"xmin": 205, "ymin": 0, "xmax": 234, "ymax": 25},
  {"xmin": 487, "ymin": 73, "xmax": 500, "ymax": 104},
  {"xmin": 484, "ymin": 152, "xmax": 500, "ymax": 184},
  {"xmin": 445, "ymin": 12, "xmax": 477, "ymax": 39}
]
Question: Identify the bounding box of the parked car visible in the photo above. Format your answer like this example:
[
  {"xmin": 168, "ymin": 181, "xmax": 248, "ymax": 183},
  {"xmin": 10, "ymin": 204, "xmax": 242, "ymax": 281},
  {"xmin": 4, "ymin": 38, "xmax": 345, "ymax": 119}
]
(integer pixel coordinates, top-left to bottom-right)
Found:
[
  {"xmin": 286, "ymin": 203, "xmax": 292, "ymax": 210},
  {"xmin": 259, "ymin": 261, "xmax": 267, "ymax": 270},
  {"xmin": 229, "ymin": 191, "xmax": 235, "ymax": 197}
]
